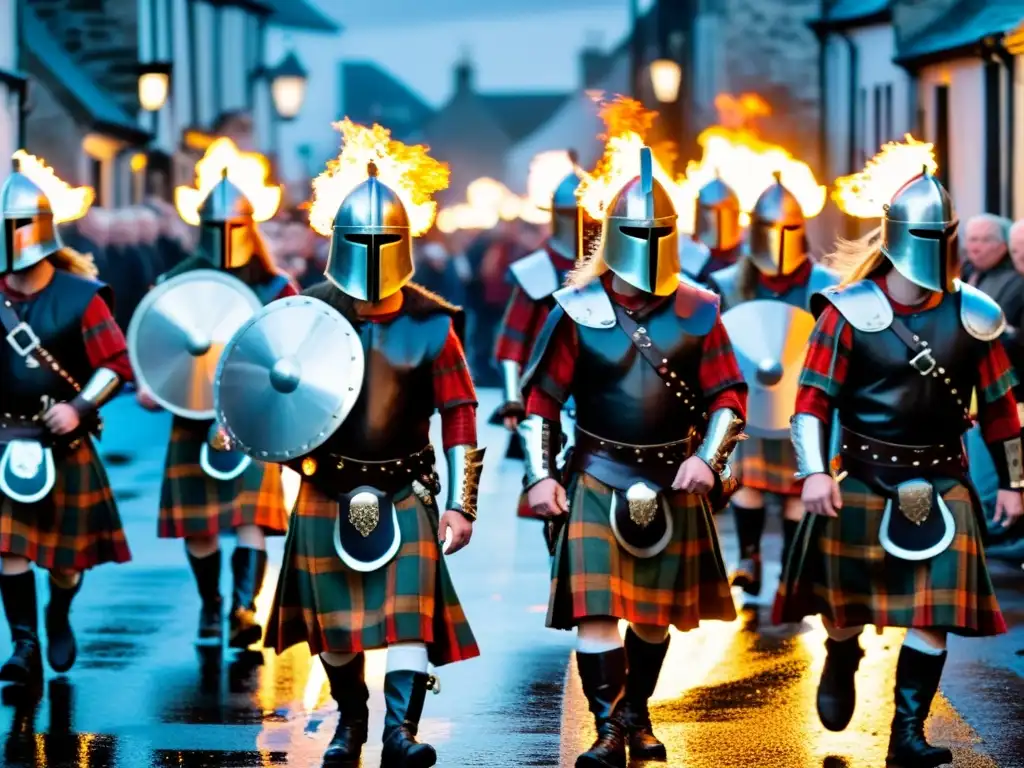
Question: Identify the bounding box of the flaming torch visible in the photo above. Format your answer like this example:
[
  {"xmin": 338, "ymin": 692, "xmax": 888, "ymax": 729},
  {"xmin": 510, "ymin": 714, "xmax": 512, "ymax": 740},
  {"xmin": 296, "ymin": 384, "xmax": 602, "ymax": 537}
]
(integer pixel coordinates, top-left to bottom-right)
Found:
[
  {"xmin": 832, "ymin": 134, "xmax": 938, "ymax": 218},
  {"xmin": 12, "ymin": 150, "xmax": 95, "ymax": 223},
  {"xmin": 174, "ymin": 137, "xmax": 283, "ymax": 226},
  {"xmin": 309, "ymin": 119, "xmax": 449, "ymax": 237}
]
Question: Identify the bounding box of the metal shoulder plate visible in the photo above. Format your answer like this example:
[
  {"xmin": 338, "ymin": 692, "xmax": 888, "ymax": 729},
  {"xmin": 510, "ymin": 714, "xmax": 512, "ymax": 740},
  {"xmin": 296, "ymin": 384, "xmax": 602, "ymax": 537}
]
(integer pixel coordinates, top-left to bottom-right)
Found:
[
  {"xmin": 956, "ymin": 279, "xmax": 1006, "ymax": 341},
  {"xmin": 706, "ymin": 263, "xmax": 741, "ymax": 308},
  {"xmin": 811, "ymin": 279, "xmax": 893, "ymax": 332},
  {"xmin": 805, "ymin": 263, "xmax": 840, "ymax": 308},
  {"xmin": 510, "ymin": 250, "xmax": 560, "ymax": 301},
  {"xmin": 552, "ymin": 280, "xmax": 616, "ymax": 329},
  {"xmin": 679, "ymin": 239, "xmax": 711, "ymax": 280}
]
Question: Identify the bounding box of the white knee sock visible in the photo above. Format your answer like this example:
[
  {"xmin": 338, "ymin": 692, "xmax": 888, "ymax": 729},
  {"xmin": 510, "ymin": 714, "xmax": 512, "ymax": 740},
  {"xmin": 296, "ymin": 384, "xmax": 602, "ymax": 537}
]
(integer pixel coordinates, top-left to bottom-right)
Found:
[
  {"xmin": 629, "ymin": 623, "xmax": 670, "ymax": 644},
  {"xmin": 386, "ymin": 642, "xmax": 430, "ymax": 674},
  {"xmin": 320, "ymin": 651, "xmax": 358, "ymax": 668},
  {"xmin": 576, "ymin": 619, "xmax": 623, "ymax": 654},
  {"xmin": 903, "ymin": 628, "xmax": 947, "ymax": 655}
]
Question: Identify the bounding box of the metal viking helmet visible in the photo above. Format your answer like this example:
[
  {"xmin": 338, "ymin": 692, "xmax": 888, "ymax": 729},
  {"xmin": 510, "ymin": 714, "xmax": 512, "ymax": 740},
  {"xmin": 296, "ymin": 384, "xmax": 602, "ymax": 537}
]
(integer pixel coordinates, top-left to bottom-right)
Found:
[
  {"xmin": 694, "ymin": 175, "xmax": 742, "ymax": 253},
  {"xmin": 325, "ymin": 161, "xmax": 413, "ymax": 303},
  {"xmin": 550, "ymin": 157, "xmax": 583, "ymax": 260},
  {"xmin": 881, "ymin": 168, "xmax": 958, "ymax": 294},
  {"xmin": 197, "ymin": 170, "xmax": 257, "ymax": 270},
  {"xmin": 748, "ymin": 172, "xmax": 807, "ymax": 277},
  {"xmin": 600, "ymin": 147, "xmax": 680, "ymax": 296},
  {"xmin": 0, "ymin": 160, "xmax": 63, "ymax": 276}
]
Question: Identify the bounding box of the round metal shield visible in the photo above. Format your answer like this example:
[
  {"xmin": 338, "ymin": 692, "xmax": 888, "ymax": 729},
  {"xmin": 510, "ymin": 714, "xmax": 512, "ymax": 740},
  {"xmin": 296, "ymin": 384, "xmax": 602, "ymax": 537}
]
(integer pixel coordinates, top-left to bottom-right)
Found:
[
  {"xmin": 214, "ymin": 296, "xmax": 365, "ymax": 462},
  {"xmin": 721, "ymin": 299, "xmax": 817, "ymax": 439},
  {"xmin": 128, "ymin": 269, "xmax": 263, "ymax": 419}
]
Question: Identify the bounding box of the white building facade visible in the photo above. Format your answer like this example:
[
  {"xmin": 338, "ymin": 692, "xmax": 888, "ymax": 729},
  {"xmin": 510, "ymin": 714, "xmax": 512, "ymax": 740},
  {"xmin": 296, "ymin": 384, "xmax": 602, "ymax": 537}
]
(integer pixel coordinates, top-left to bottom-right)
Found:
[{"xmin": 0, "ymin": 0, "xmax": 25, "ymax": 188}]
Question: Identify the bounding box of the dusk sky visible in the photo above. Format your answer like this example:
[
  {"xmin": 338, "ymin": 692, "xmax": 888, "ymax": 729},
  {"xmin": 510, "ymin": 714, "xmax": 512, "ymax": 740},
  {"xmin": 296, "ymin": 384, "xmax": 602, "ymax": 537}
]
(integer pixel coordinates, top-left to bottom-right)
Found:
[{"xmin": 307, "ymin": 0, "xmax": 657, "ymax": 105}]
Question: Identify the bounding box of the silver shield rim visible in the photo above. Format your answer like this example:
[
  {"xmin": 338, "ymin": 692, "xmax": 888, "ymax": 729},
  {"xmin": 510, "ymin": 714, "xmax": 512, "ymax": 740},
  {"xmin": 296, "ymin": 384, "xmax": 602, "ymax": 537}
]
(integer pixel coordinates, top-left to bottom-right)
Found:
[{"xmin": 127, "ymin": 269, "xmax": 263, "ymax": 420}]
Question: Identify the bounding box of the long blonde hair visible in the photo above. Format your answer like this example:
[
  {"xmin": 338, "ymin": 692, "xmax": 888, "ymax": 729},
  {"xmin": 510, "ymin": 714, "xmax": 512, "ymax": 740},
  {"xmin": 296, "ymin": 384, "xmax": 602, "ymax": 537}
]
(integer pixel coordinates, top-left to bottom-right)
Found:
[
  {"xmin": 566, "ymin": 248, "xmax": 608, "ymax": 288},
  {"xmin": 52, "ymin": 247, "xmax": 99, "ymax": 279},
  {"xmin": 825, "ymin": 226, "xmax": 888, "ymax": 286}
]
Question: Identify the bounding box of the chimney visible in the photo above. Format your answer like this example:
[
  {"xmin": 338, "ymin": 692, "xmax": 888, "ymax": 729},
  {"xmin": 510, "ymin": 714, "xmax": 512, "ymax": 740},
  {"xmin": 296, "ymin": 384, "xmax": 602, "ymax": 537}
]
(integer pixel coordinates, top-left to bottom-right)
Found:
[
  {"xmin": 579, "ymin": 31, "xmax": 608, "ymax": 89},
  {"xmin": 454, "ymin": 56, "xmax": 474, "ymax": 96}
]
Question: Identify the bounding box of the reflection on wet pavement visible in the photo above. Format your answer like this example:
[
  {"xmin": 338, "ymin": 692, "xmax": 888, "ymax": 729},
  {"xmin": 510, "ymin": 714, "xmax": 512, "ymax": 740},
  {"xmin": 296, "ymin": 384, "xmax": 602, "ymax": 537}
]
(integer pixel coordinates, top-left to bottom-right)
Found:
[{"xmin": 0, "ymin": 394, "xmax": 1020, "ymax": 767}]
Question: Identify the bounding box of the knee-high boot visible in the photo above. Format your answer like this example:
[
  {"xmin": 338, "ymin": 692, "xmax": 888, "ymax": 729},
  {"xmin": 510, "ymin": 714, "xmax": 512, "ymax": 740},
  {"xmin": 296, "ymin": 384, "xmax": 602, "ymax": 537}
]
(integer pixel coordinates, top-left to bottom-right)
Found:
[
  {"xmin": 621, "ymin": 628, "xmax": 669, "ymax": 760},
  {"xmin": 187, "ymin": 549, "xmax": 222, "ymax": 644},
  {"xmin": 45, "ymin": 573, "xmax": 83, "ymax": 673},
  {"xmin": 321, "ymin": 654, "xmax": 369, "ymax": 766},
  {"xmin": 380, "ymin": 670, "xmax": 437, "ymax": 767},
  {"xmin": 730, "ymin": 505, "xmax": 765, "ymax": 595},
  {"xmin": 817, "ymin": 636, "xmax": 864, "ymax": 731},
  {"xmin": 0, "ymin": 571, "xmax": 42, "ymax": 687},
  {"xmin": 886, "ymin": 646, "xmax": 953, "ymax": 767},
  {"xmin": 575, "ymin": 648, "xmax": 627, "ymax": 768},
  {"xmin": 228, "ymin": 547, "xmax": 267, "ymax": 648}
]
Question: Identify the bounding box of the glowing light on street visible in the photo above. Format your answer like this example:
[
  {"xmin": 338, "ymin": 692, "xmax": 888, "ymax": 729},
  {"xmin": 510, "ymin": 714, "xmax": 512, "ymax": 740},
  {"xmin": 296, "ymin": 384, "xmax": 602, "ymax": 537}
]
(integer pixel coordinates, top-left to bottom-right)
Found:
[
  {"xmin": 12, "ymin": 150, "xmax": 95, "ymax": 224},
  {"xmin": 832, "ymin": 134, "xmax": 938, "ymax": 218},
  {"xmin": 174, "ymin": 138, "xmax": 282, "ymax": 226},
  {"xmin": 309, "ymin": 119, "xmax": 449, "ymax": 237}
]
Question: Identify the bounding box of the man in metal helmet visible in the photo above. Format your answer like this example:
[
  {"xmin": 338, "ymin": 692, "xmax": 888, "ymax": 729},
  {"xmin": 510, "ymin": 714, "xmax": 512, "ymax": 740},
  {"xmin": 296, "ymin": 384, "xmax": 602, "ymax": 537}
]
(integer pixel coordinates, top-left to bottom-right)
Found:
[
  {"xmin": 706, "ymin": 173, "xmax": 837, "ymax": 603},
  {"xmin": 258, "ymin": 162, "xmax": 484, "ymax": 768},
  {"xmin": 324, "ymin": 160, "xmax": 414, "ymax": 302},
  {"xmin": 518, "ymin": 148, "xmax": 747, "ymax": 767},
  {"xmin": 681, "ymin": 175, "xmax": 744, "ymax": 283},
  {"xmin": 137, "ymin": 167, "xmax": 298, "ymax": 651},
  {"xmin": 492, "ymin": 154, "xmax": 584, "ymax": 513},
  {"xmin": 747, "ymin": 172, "xmax": 808, "ymax": 278},
  {"xmin": 0, "ymin": 160, "xmax": 134, "ymax": 687},
  {"xmin": 779, "ymin": 169, "xmax": 1022, "ymax": 767}
]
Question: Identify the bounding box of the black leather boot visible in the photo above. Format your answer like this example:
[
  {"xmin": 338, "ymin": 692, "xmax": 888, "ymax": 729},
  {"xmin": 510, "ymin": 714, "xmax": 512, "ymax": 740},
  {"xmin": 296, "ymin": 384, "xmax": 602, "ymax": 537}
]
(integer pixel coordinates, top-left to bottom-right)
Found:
[
  {"xmin": 730, "ymin": 505, "xmax": 765, "ymax": 596},
  {"xmin": 886, "ymin": 646, "xmax": 953, "ymax": 767},
  {"xmin": 0, "ymin": 572, "xmax": 43, "ymax": 688},
  {"xmin": 576, "ymin": 648, "xmax": 627, "ymax": 768},
  {"xmin": 621, "ymin": 628, "xmax": 669, "ymax": 760},
  {"xmin": 229, "ymin": 548, "xmax": 267, "ymax": 649},
  {"xmin": 817, "ymin": 636, "xmax": 864, "ymax": 731},
  {"xmin": 321, "ymin": 654, "xmax": 369, "ymax": 766},
  {"xmin": 381, "ymin": 670, "xmax": 437, "ymax": 767},
  {"xmin": 187, "ymin": 549, "xmax": 222, "ymax": 645},
  {"xmin": 45, "ymin": 573, "xmax": 83, "ymax": 673}
]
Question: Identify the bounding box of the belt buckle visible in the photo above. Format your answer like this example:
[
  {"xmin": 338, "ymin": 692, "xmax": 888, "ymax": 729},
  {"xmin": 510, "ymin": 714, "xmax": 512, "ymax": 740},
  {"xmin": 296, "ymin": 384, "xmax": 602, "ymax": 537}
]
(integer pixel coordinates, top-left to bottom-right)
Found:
[
  {"xmin": 6, "ymin": 322, "xmax": 40, "ymax": 358},
  {"xmin": 909, "ymin": 349, "xmax": 936, "ymax": 375}
]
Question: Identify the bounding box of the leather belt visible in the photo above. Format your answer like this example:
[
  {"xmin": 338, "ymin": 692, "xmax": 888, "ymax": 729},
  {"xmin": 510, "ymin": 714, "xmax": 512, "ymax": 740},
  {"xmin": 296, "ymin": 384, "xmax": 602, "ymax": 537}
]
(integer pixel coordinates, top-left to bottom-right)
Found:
[
  {"xmin": 839, "ymin": 427, "xmax": 965, "ymax": 474},
  {"xmin": 574, "ymin": 427, "xmax": 697, "ymax": 469},
  {"xmin": 0, "ymin": 414, "xmax": 47, "ymax": 443},
  {"xmin": 288, "ymin": 444, "xmax": 439, "ymax": 498}
]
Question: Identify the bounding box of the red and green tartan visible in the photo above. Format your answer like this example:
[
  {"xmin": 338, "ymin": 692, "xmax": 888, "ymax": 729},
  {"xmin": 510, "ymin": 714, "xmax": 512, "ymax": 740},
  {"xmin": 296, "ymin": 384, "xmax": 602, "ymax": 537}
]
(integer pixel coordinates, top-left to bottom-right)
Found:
[
  {"xmin": 731, "ymin": 436, "xmax": 802, "ymax": 496},
  {"xmin": 157, "ymin": 417, "xmax": 289, "ymax": 539},
  {"xmin": 0, "ymin": 439, "xmax": 131, "ymax": 570},
  {"xmin": 265, "ymin": 480, "xmax": 479, "ymax": 666},
  {"xmin": 773, "ymin": 477, "xmax": 1006, "ymax": 636},
  {"xmin": 547, "ymin": 473, "xmax": 737, "ymax": 631}
]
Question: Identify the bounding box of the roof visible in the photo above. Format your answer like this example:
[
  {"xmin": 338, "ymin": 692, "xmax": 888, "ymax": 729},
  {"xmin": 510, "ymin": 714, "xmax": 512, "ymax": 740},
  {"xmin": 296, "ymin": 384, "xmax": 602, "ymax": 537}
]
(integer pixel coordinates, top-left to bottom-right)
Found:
[
  {"xmin": 479, "ymin": 93, "xmax": 569, "ymax": 143},
  {"xmin": 341, "ymin": 62, "xmax": 434, "ymax": 141},
  {"xmin": 21, "ymin": 7, "xmax": 149, "ymax": 144},
  {"xmin": 259, "ymin": 0, "xmax": 341, "ymax": 32},
  {"xmin": 897, "ymin": 0, "xmax": 1024, "ymax": 63},
  {"xmin": 808, "ymin": 0, "xmax": 891, "ymax": 32}
]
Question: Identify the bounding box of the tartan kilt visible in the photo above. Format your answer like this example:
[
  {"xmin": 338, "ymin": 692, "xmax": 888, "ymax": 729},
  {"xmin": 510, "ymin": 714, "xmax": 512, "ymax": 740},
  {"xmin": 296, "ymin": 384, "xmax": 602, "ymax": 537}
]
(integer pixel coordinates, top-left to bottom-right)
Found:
[
  {"xmin": 0, "ymin": 438, "xmax": 131, "ymax": 570},
  {"xmin": 773, "ymin": 477, "xmax": 1006, "ymax": 636},
  {"xmin": 547, "ymin": 473, "xmax": 737, "ymax": 631},
  {"xmin": 265, "ymin": 480, "xmax": 479, "ymax": 667},
  {"xmin": 730, "ymin": 436, "xmax": 802, "ymax": 496},
  {"xmin": 157, "ymin": 417, "xmax": 289, "ymax": 539}
]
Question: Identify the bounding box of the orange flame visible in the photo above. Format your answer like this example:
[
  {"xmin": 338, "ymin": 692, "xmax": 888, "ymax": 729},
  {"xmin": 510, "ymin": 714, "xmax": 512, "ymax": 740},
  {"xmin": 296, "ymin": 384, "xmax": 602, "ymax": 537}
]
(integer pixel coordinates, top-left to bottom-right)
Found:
[
  {"xmin": 438, "ymin": 150, "xmax": 577, "ymax": 232},
  {"xmin": 832, "ymin": 134, "xmax": 938, "ymax": 218},
  {"xmin": 174, "ymin": 138, "xmax": 282, "ymax": 226},
  {"xmin": 11, "ymin": 150, "xmax": 95, "ymax": 224},
  {"xmin": 674, "ymin": 94, "xmax": 825, "ymax": 231},
  {"xmin": 309, "ymin": 119, "xmax": 449, "ymax": 237},
  {"xmin": 576, "ymin": 94, "xmax": 684, "ymax": 220}
]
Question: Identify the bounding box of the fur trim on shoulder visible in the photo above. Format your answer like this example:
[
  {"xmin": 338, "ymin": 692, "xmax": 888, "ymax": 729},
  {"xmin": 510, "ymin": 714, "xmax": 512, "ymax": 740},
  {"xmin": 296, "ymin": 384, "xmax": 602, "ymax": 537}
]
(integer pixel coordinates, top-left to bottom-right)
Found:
[
  {"xmin": 402, "ymin": 281, "xmax": 464, "ymax": 316},
  {"xmin": 51, "ymin": 247, "xmax": 99, "ymax": 279}
]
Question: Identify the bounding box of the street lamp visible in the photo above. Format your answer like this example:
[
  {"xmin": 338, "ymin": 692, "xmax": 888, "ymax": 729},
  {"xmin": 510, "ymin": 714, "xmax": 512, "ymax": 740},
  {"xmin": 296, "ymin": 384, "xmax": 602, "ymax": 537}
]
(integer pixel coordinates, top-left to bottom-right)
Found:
[
  {"xmin": 269, "ymin": 51, "xmax": 309, "ymax": 121},
  {"xmin": 649, "ymin": 59, "xmax": 682, "ymax": 104},
  {"xmin": 138, "ymin": 61, "xmax": 173, "ymax": 112}
]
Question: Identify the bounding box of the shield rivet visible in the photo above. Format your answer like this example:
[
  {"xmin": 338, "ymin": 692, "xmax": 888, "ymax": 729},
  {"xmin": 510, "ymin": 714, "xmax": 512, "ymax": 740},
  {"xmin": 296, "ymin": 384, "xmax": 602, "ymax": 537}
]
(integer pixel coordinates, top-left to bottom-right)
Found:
[
  {"xmin": 913, "ymin": 461, "xmax": 920, "ymax": 466},
  {"xmin": 872, "ymin": 454, "xmax": 879, "ymax": 459}
]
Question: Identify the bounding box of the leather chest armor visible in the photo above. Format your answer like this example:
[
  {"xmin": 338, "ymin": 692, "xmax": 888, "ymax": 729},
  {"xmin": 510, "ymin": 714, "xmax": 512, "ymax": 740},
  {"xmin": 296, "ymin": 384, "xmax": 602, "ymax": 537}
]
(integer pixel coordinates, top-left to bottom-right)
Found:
[
  {"xmin": 319, "ymin": 312, "xmax": 452, "ymax": 461},
  {"xmin": 1, "ymin": 270, "xmax": 107, "ymax": 415},
  {"xmin": 839, "ymin": 292, "xmax": 981, "ymax": 444},
  {"xmin": 573, "ymin": 298, "xmax": 707, "ymax": 445}
]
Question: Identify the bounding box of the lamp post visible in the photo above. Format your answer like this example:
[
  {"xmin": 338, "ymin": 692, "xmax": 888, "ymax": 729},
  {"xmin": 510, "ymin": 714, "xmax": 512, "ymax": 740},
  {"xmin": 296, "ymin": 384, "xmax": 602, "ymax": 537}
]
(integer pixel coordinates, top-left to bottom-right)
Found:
[
  {"xmin": 649, "ymin": 59, "xmax": 681, "ymax": 104},
  {"xmin": 138, "ymin": 61, "xmax": 173, "ymax": 113},
  {"xmin": 269, "ymin": 51, "xmax": 309, "ymax": 122}
]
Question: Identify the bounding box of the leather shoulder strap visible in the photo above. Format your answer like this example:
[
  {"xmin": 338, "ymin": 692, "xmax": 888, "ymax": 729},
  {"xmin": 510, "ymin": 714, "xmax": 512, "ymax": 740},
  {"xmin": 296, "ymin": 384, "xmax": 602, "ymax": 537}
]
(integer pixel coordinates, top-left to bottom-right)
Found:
[
  {"xmin": 0, "ymin": 296, "xmax": 82, "ymax": 394},
  {"xmin": 612, "ymin": 304, "xmax": 696, "ymax": 401}
]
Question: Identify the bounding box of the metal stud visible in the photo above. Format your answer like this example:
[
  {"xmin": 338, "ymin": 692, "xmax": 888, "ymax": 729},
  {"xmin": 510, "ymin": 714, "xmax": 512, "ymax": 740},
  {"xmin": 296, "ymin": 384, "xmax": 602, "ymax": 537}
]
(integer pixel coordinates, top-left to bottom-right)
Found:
[
  {"xmin": 938, "ymin": 367, "xmax": 944, "ymax": 374},
  {"xmin": 872, "ymin": 454, "xmax": 879, "ymax": 459},
  {"xmin": 891, "ymin": 456, "xmax": 898, "ymax": 462}
]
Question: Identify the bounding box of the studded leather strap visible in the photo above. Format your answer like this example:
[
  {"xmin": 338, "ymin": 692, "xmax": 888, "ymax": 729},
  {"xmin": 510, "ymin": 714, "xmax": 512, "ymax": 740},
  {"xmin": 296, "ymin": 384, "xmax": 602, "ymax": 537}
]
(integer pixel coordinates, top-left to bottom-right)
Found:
[
  {"xmin": 0, "ymin": 297, "xmax": 84, "ymax": 396},
  {"xmin": 886, "ymin": 316, "xmax": 971, "ymax": 423}
]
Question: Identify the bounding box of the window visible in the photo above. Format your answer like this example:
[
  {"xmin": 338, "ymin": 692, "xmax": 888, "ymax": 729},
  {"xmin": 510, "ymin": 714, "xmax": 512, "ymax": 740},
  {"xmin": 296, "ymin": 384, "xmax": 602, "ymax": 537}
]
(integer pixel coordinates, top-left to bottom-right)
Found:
[
  {"xmin": 90, "ymin": 157, "xmax": 104, "ymax": 208},
  {"xmin": 884, "ymin": 84, "xmax": 893, "ymax": 140},
  {"xmin": 874, "ymin": 85, "xmax": 882, "ymax": 151},
  {"xmin": 935, "ymin": 84, "xmax": 950, "ymax": 189}
]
